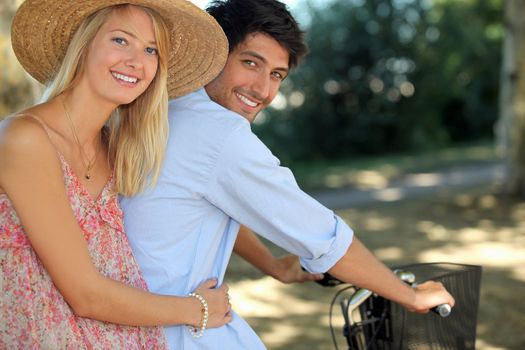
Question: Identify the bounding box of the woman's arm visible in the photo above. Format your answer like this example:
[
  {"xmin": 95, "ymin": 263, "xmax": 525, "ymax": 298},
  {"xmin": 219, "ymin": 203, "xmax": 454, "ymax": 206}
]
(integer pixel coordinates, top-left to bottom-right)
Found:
[
  {"xmin": 234, "ymin": 225, "xmax": 323, "ymax": 283},
  {"xmin": 0, "ymin": 118, "xmax": 231, "ymax": 328}
]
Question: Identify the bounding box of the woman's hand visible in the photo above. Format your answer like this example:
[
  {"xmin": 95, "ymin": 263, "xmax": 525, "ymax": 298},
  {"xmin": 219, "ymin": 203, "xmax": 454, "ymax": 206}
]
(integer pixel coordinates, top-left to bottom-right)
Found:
[{"xmin": 192, "ymin": 279, "xmax": 232, "ymax": 328}]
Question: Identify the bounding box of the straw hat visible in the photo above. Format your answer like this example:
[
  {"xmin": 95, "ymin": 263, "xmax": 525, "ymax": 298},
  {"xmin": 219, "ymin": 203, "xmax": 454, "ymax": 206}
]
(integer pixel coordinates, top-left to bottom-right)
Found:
[{"xmin": 11, "ymin": 0, "xmax": 228, "ymax": 98}]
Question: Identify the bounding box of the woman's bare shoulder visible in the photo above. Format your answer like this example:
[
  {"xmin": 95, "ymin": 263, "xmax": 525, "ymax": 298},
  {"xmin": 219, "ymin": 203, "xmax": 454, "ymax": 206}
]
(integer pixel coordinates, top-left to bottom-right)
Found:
[
  {"xmin": 0, "ymin": 113, "xmax": 52, "ymax": 154},
  {"xmin": 0, "ymin": 110, "xmax": 61, "ymax": 191}
]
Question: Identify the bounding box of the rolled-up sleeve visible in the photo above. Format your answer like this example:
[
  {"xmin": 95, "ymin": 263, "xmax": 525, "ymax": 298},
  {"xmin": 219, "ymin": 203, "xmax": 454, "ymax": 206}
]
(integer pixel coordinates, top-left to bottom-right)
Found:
[{"xmin": 204, "ymin": 124, "xmax": 354, "ymax": 273}]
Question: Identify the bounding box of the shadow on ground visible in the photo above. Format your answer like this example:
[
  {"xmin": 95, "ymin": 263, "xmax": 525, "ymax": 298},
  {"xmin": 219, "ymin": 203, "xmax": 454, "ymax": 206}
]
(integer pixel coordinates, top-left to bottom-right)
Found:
[{"xmin": 225, "ymin": 183, "xmax": 525, "ymax": 349}]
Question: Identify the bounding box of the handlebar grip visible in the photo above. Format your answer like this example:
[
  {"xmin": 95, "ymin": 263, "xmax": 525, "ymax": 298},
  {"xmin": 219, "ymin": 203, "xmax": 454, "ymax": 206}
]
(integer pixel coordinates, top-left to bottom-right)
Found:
[
  {"xmin": 302, "ymin": 268, "xmax": 343, "ymax": 287},
  {"xmin": 432, "ymin": 303, "xmax": 451, "ymax": 317},
  {"xmin": 315, "ymin": 272, "xmax": 343, "ymax": 287}
]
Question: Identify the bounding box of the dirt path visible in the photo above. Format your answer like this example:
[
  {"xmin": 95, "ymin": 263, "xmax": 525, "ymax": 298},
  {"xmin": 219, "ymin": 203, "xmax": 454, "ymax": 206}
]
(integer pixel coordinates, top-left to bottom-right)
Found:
[{"xmin": 311, "ymin": 162, "xmax": 505, "ymax": 209}]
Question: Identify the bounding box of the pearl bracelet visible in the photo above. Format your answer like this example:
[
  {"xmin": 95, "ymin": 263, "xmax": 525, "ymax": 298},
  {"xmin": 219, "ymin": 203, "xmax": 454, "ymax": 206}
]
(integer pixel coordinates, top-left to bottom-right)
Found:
[{"xmin": 188, "ymin": 292, "xmax": 209, "ymax": 338}]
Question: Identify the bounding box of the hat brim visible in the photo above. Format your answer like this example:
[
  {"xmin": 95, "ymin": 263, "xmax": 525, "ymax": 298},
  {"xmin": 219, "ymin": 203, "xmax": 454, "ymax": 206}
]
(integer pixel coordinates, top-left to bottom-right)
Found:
[{"xmin": 11, "ymin": 0, "xmax": 227, "ymax": 98}]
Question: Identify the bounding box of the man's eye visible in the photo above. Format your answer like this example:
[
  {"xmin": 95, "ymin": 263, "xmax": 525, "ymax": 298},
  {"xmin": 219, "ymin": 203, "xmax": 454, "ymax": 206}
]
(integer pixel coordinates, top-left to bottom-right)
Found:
[
  {"xmin": 244, "ymin": 60, "xmax": 256, "ymax": 67},
  {"xmin": 272, "ymin": 72, "xmax": 284, "ymax": 80}
]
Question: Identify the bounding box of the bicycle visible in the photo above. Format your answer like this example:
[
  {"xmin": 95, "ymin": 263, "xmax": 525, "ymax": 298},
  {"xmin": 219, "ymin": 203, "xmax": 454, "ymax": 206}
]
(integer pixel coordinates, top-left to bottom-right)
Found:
[{"xmin": 317, "ymin": 262, "xmax": 482, "ymax": 350}]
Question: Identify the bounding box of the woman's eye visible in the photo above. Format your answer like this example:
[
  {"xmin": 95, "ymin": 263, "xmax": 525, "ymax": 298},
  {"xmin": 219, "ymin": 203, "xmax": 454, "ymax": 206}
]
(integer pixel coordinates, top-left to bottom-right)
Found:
[
  {"xmin": 145, "ymin": 47, "xmax": 158, "ymax": 55},
  {"xmin": 112, "ymin": 37, "xmax": 127, "ymax": 45}
]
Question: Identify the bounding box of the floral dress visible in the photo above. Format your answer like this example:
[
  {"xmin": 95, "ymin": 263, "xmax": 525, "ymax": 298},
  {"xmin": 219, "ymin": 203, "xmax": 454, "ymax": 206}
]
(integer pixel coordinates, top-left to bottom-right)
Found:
[{"xmin": 0, "ymin": 128, "xmax": 167, "ymax": 349}]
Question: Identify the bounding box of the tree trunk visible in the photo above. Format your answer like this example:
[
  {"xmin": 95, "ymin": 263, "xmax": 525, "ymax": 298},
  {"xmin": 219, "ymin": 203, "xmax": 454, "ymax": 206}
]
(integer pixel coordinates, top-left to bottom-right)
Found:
[{"xmin": 498, "ymin": 0, "xmax": 525, "ymax": 195}]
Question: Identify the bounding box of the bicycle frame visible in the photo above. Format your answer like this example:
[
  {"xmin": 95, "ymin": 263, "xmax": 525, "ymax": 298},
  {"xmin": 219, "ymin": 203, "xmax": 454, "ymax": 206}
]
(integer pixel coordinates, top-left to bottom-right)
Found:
[{"xmin": 339, "ymin": 270, "xmax": 414, "ymax": 350}]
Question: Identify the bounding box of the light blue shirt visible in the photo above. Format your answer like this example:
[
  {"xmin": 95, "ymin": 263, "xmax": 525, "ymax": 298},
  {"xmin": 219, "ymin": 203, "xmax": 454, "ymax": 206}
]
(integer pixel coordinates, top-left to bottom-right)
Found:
[{"xmin": 120, "ymin": 88, "xmax": 354, "ymax": 349}]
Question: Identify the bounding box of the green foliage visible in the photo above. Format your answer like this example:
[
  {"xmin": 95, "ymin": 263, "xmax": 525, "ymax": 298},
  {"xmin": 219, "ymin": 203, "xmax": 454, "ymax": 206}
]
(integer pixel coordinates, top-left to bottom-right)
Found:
[
  {"xmin": 253, "ymin": 0, "xmax": 503, "ymax": 163},
  {"xmin": 0, "ymin": 33, "xmax": 33, "ymax": 118},
  {"xmin": 0, "ymin": 3, "xmax": 34, "ymax": 119}
]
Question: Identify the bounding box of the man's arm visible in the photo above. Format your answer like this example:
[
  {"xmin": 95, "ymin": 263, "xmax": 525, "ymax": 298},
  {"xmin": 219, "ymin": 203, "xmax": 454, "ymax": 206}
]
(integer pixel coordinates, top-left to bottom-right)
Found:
[
  {"xmin": 328, "ymin": 237, "xmax": 455, "ymax": 313},
  {"xmin": 207, "ymin": 125, "xmax": 453, "ymax": 312},
  {"xmin": 234, "ymin": 225, "xmax": 323, "ymax": 283}
]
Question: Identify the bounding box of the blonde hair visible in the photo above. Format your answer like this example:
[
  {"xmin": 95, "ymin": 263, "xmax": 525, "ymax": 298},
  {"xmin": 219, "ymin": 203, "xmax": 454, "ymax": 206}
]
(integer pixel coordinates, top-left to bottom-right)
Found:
[{"xmin": 42, "ymin": 5, "xmax": 169, "ymax": 196}]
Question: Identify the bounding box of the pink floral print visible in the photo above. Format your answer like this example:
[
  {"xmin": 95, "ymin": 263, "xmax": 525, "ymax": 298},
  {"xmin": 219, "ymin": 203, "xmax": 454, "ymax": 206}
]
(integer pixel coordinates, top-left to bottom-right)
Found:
[{"xmin": 0, "ymin": 154, "xmax": 167, "ymax": 349}]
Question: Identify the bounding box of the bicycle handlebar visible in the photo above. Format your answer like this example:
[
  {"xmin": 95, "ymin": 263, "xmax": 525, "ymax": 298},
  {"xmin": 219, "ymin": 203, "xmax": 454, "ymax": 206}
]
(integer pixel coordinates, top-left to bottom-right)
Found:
[
  {"xmin": 393, "ymin": 270, "xmax": 452, "ymax": 318},
  {"xmin": 316, "ymin": 269, "xmax": 452, "ymax": 317},
  {"xmin": 432, "ymin": 303, "xmax": 452, "ymax": 317}
]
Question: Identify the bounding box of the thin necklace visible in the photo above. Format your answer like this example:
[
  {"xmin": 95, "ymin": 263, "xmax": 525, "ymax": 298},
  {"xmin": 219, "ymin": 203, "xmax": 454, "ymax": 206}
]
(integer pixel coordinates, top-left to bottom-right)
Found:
[{"xmin": 61, "ymin": 97, "xmax": 100, "ymax": 180}]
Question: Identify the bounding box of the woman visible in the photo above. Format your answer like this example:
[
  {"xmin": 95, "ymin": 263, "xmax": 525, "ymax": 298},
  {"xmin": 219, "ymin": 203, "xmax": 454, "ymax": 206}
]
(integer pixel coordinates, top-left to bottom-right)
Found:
[{"xmin": 0, "ymin": 0, "xmax": 229, "ymax": 348}]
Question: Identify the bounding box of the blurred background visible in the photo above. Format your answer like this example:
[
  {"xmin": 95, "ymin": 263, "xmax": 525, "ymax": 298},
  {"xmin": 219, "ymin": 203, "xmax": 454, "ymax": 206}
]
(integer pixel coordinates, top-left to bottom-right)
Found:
[{"xmin": 2, "ymin": 0, "xmax": 524, "ymax": 349}]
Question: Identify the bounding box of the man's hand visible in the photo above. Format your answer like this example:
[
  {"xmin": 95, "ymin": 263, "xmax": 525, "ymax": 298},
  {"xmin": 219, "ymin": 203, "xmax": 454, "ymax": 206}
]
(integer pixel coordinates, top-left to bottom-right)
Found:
[
  {"xmin": 405, "ymin": 280, "xmax": 455, "ymax": 314},
  {"xmin": 234, "ymin": 225, "xmax": 323, "ymax": 284},
  {"xmin": 269, "ymin": 255, "xmax": 323, "ymax": 284}
]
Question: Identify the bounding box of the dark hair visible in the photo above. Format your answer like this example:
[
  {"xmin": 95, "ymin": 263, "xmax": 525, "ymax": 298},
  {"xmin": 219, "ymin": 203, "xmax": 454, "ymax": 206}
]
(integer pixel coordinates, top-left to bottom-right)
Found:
[{"xmin": 206, "ymin": 0, "xmax": 308, "ymax": 69}]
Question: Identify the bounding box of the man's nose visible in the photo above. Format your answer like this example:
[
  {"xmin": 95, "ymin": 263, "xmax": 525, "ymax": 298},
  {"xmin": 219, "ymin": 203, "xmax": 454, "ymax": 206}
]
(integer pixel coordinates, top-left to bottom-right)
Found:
[{"xmin": 251, "ymin": 74, "xmax": 271, "ymax": 101}]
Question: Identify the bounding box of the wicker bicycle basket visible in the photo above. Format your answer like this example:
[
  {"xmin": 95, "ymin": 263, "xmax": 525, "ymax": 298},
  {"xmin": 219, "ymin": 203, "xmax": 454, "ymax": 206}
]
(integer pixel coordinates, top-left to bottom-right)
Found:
[{"xmin": 374, "ymin": 262, "xmax": 482, "ymax": 350}]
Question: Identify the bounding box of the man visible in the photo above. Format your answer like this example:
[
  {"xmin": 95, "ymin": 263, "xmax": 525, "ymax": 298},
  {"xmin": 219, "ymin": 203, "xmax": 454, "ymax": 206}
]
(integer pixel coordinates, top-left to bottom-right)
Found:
[{"xmin": 121, "ymin": 0, "xmax": 454, "ymax": 349}]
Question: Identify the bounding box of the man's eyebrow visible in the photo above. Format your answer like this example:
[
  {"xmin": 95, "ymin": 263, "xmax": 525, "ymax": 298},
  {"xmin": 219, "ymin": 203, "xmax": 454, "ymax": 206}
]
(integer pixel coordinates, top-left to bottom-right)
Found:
[
  {"xmin": 240, "ymin": 50, "xmax": 289, "ymax": 74},
  {"xmin": 110, "ymin": 29, "xmax": 157, "ymax": 46}
]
